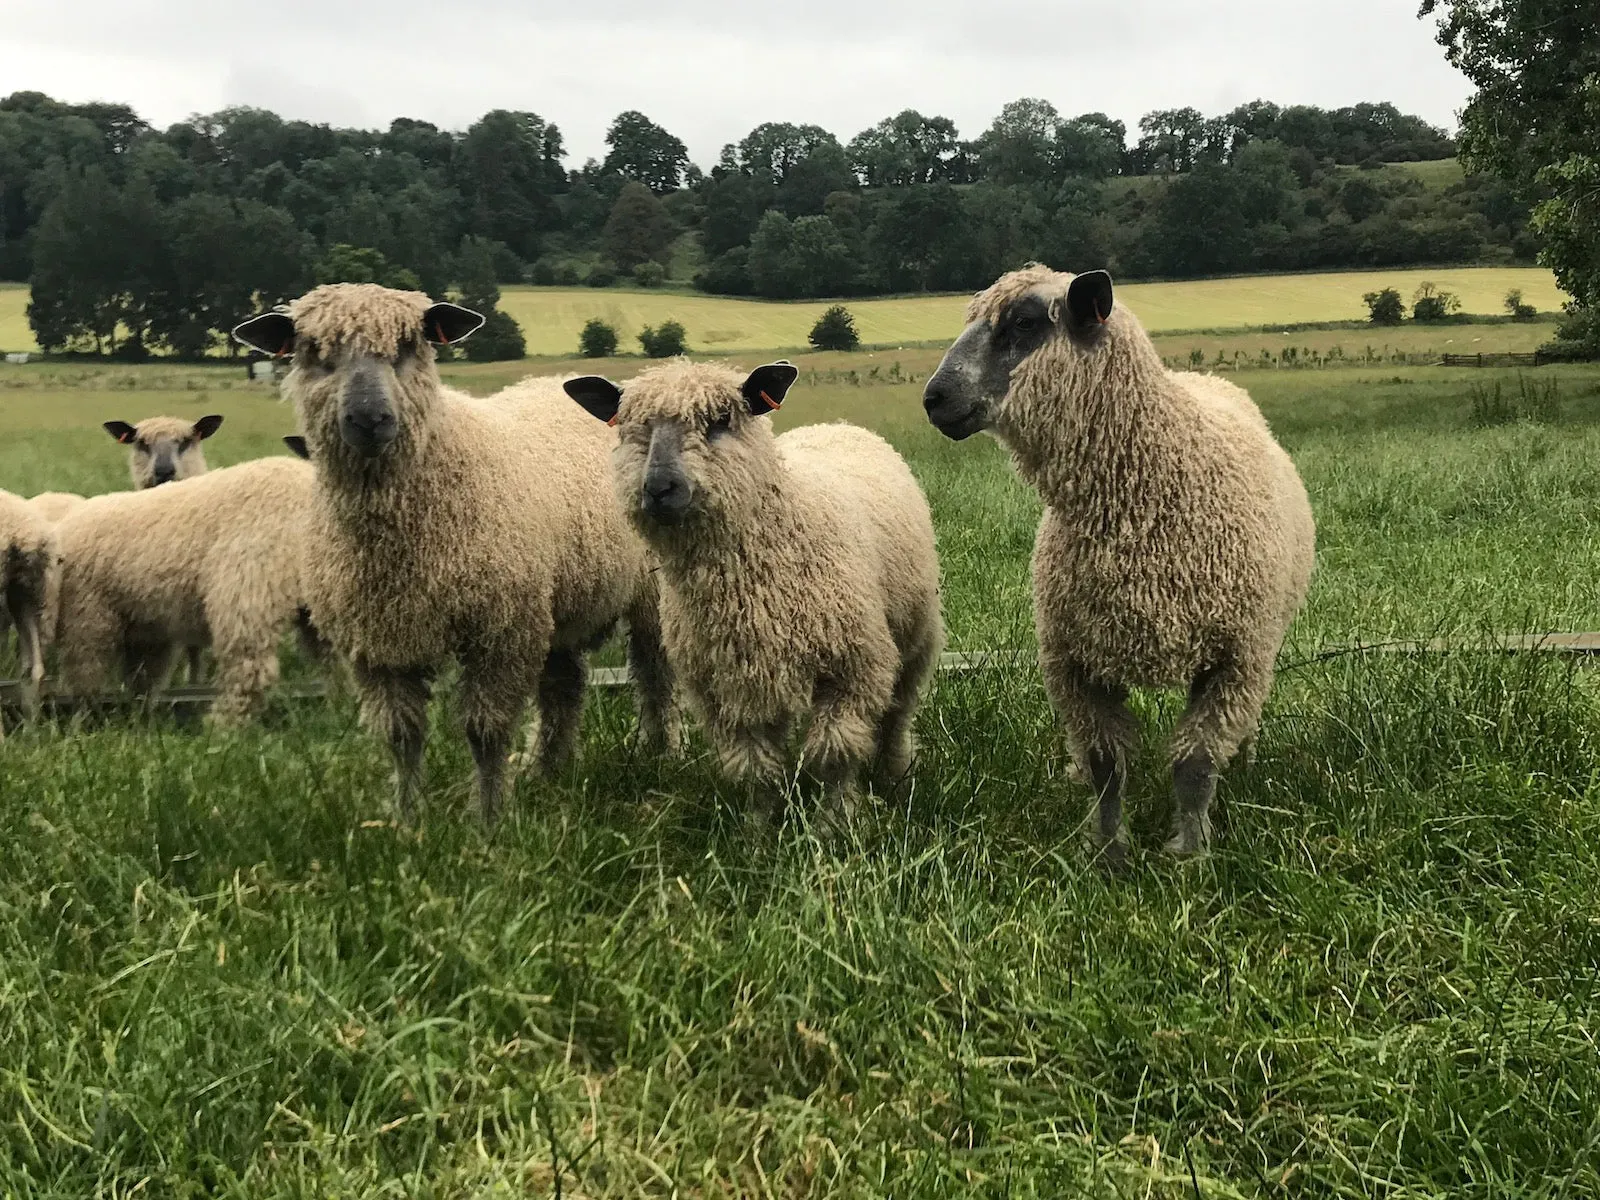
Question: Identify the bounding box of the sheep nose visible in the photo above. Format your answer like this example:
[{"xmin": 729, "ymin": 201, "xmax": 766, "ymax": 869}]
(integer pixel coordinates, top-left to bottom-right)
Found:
[
  {"xmin": 340, "ymin": 407, "xmax": 398, "ymax": 456},
  {"xmin": 642, "ymin": 472, "xmax": 690, "ymax": 518},
  {"xmin": 922, "ymin": 376, "xmax": 949, "ymax": 414},
  {"xmin": 151, "ymin": 463, "xmax": 176, "ymax": 484}
]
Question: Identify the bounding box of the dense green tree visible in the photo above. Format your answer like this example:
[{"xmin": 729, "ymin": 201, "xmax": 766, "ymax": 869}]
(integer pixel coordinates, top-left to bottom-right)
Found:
[
  {"xmin": 847, "ymin": 110, "xmax": 962, "ymax": 186},
  {"xmin": 809, "ymin": 304, "xmax": 860, "ymax": 351},
  {"xmin": 1424, "ymin": 0, "xmax": 1600, "ymax": 351},
  {"xmin": 602, "ymin": 181, "xmax": 677, "ymax": 270},
  {"xmin": 698, "ymin": 170, "xmax": 776, "ymax": 257},
  {"xmin": 456, "ymin": 110, "xmax": 566, "ymax": 260},
  {"xmin": 315, "ymin": 244, "xmax": 421, "ymax": 290},
  {"xmin": 602, "ymin": 111, "xmax": 689, "ymax": 194}
]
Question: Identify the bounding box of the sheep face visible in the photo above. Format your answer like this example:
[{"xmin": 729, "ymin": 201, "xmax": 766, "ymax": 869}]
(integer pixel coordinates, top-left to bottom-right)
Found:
[
  {"xmin": 923, "ymin": 267, "xmax": 1115, "ymax": 441},
  {"xmin": 564, "ymin": 360, "xmax": 798, "ymax": 535},
  {"xmin": 103, "ymin": 414, "xmax": 223, "ymax": 488},
  {"xmin": 231, "ymin": 285, "xmax": 483, "ymax": 469}
]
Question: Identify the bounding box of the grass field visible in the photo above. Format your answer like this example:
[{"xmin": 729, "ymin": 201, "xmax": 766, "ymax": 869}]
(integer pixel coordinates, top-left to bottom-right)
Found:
[
  {"xmin": 0, "ymin": 266, "xmax": 1570, "ymax": 357},
  {"xmin": 3, "ymin": 357, "xmax": 1600, "ymax": 1195}
]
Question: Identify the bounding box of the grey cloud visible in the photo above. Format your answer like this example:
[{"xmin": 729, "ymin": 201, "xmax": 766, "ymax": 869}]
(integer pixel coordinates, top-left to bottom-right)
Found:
[{"xmin": 2, "ymin": 0, "xmax": 1468, "ymax": 165}]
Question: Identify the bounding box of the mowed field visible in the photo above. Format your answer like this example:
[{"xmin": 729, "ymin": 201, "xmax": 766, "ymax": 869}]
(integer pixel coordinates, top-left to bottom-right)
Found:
[
  {"xmin": 0, "ymin": 266, "xmax": 1570, "ymax": 356},
  {"xmin": 2, "ymin": 352, "xmax": 1600, "ymax": 1195}
]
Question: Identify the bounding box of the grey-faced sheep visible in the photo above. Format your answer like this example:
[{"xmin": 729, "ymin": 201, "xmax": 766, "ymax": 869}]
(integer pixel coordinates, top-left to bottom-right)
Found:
[
  {"xmin": 233, "ymin": 284, "xmax": 676, "ymax": 824},
  {"xmin": 103, "ymin": 414, "xmax": 223, "ymax": 489},
  {"xmin": 922, "ymin": 266, "xmax": 1315, "ymax": 857},
  {"xmin": 0, "ymin": 488, "xmax": 55, "ymax": 717},
  {"xmin": 53, "ymin": 455, "xmax": 315, "ymax": 724},
  {"xmin": 565, "ymin": 360, "xmax": 943, "ymax": 816}
]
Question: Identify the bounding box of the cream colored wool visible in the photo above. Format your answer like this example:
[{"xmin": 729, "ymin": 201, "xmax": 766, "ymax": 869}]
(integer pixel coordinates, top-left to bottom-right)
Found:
[
  {"xmin": 608, "ymin": 360, "xmax": 943, "ymax": 801},
  {"xmin": 53, "ymin": 456, "xmax": 314, "ymax": 724},
  {"xmin": 282, "ymin": 283, "xmax": 673, "ymax": 821},
  {"xmin": 0, "ymin": 488, "xmax": 55, "ymax": 714},
  {"xmin": 114, "ymin": 415, "xmax": 214, "ymax": 490},
  {"xmin": 28, "ymin": 492, "xmax": 85, "ymax": 523},
  {"xmin": 942, "ymin": 266, "xmax": 1314, "ymax": 854}
]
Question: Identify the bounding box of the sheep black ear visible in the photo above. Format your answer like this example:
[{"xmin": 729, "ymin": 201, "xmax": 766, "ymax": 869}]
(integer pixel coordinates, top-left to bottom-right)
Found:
[
  {"xmin": 564, "ymin": 376, "xmax": 623, "ymax": 425},
  {"xmin": 424, "ymin": 302, "xmax": 485, "ymax": 346},
  {"xmin": 104, "ymin": 420, "xmax": 136, "ymax": 445},
  {"xmin": 283, "ymin": 435, "xmax": 310, "ymax": 460},
  {"xmin": 741, "ymin": 361, "xmax": 799, "ymax": 417},
  {"xmin": 193, "ymin": 414, "xmax": 224, "ymax": 440},
  {"xmin": 232, "ymin": 312, "xmax": 297, "ymax": 357},
  {"xmin": 1065, "ymin": 270, "xmax": 1114, "ymax": 328}
]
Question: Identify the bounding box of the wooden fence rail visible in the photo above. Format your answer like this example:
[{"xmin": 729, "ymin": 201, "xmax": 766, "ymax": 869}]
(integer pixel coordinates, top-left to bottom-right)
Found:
[
  {"xmin": 1439, "ymin": 352, "xmax": 1545, "ymax": 368},
  {"xmin": 7, "ymin": 635, "xmax": 1600, "ymax": 717}
]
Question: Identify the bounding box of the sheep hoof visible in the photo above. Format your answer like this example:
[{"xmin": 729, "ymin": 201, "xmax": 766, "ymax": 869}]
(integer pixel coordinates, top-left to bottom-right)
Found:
[{"xmin": 1163, "ymin": 820, "xmax": 1211, "ymax": 858}]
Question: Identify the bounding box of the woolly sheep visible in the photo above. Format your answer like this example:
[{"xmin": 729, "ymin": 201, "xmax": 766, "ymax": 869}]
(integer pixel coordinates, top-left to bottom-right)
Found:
[
  {"xmin": 103, "ymin": 414, "xmax": 223, "ymax": 489},
  {"xmin": 53, "ymin": 455, "xmax": 315, "ymax": 724},
  {"xmin": 922, "ymin": 266, "xmax": 1315, "ymax": 858},
  {"xmin": 566, "ymin": 360, "xmax": 943, "ymax": 815},
  {"xmin": 28, "ymin": 492, "xmax": 86, "ymax": 523},
  {"xmin": 0, "ymin": 488, "xmax": 54, "ymax": 717},
  {"xmin": 233, "ymin": 283, "xmax": 676, "ymax": 824}
]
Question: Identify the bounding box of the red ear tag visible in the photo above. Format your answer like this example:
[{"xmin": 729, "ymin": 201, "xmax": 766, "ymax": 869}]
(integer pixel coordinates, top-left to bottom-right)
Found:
[
  {"xmin": 1093, "ymin": 300, "xmax": 1108, "ymax": 325},
  {"xmin": 607, "ymin": 415, "xmax": 619, "ymax": 427},
  {"xmin": 273, "ymin": 343, "xmax": 290, "ymax": 359},
  {"xmin": 435, "ymin": 325, "xmax": 450, "ymax": 346},
  {"xmin": 118, "ymin": 432, "xmax": 134, "ymax": 444},
  {"xmin": 759, "ymin": 390, "xmax": 781, "ymax": 411}
]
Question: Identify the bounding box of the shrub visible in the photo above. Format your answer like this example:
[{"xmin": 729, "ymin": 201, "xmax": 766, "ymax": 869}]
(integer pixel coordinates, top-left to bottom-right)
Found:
[
  {"xmin": 639, "ymin": 320, "xmax": 687, "ymax": 358},
  {"xmin": 808, "ymin": 305, "xmax": 860, "ymax": 352},
  {"xmin": 579, "ymin": 318, "xmax": 619, "ymax": 358},
  {"xmin": 1504, "ymin": 288, "xmax": 1538, "ymax": 321},
  {"xmin": 530, "ymin": 258, "xmax": 558, "ymax": 286},
  {"xmin": 586, "ymin": 264, "xmax": 618, "ymax": 288},
  {"xmin": 1468, "ymin": 374, "xmax": 1561, "ymax": 427},
  {"xmin": 633, "ymin": 261, "xmax": 667, "ymax": 289},
  {"xmin": 554, "ymin": 262, "xmax": 581, "ymax": 286},
  {"xmin": 463, "ymin": 309, "xmax": 526, "ymax": 362},
  {"xmin": 1411, "ymin": 282, "xmax": 1461, "ymax": 323},
  {"xmin": 694, "ymin": 248, "xmax": 753, "ymax": 296},
  {"xmin": 1539, "ymin": 305, "xmax": 1600, "ymax": 361},
  {"xmin": 1363, "ymin": 287, "xmax": 1405, "ymax": 325}
]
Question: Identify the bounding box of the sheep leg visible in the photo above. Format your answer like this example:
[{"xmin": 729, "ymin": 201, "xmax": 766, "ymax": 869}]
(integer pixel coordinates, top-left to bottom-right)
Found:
[
  {"xmin": 206, "ymin": 638, "xmax": 280, "ymax": 727},
  {"xmin": 1040, "ymin": 655, "xmax": 1139, "ymax": 861},
  {"xmin": 872, "ymin": 630, "xmax": 940, "ymax": 791},
  {"xmin": 5, "ymin": 585, "xmax": 44, "ymax": 717},
  {"xmin": 1166, "ymin": 657, "xmax": 1273, "ymax": 856},
  {"xmin": 712, "ymin": 719, "xmax": 792, "ymax": 824},
  {"xmin": 353, "ymin": 661, "xmax": 433, "ymax": 819},
  {"xmin": 58, "ymin": 590, "xmax": 120, "ymax": 701},
  {"xmin": 466, "ymin": 722, "xmax": 515, "ymax": 827},
  {"xmin": 802, "ymin": 684, "xmax": 883, "ymax": 830},
  {"xmin": 534, "ymin": 647, "xmax": 587, "ymax": 773},
  {"xmin": 626, "ymin": 597, "xmax": 680, "ymax": 755}
]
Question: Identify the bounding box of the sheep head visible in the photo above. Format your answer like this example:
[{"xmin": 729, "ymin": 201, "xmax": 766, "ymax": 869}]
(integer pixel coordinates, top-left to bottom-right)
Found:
[
  {"xmin": 232, "ymin": 284, "xmax": 482, "ymax": 467},
  {"xmin": 921, "ymin": 266, "xmax": 1116, "ymax": 441},
  {"xmin": 103, "ymin": 414, "xmax": 223, "ymax": 489},
  {"xmin": 565, "ymin": 359, "xmax": 797, "ymax": 534}
]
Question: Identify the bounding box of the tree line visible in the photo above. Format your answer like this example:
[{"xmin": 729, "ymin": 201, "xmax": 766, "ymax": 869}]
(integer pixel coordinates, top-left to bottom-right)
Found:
[{"xmin": 0, "ymin": 89, "xmax": 1538, "ymax": 357}]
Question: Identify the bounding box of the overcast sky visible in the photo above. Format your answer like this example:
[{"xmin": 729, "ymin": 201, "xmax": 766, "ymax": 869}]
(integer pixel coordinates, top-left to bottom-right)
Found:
[{"xmin": 5, "ymin": 1, "xmax": 1470, "ymax": 165}]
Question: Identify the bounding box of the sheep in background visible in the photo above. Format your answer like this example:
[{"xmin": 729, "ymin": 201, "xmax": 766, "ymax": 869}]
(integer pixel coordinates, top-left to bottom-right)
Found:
[
  {"xmin": 234, "ymin": 283, "xmax": 675, "ymax": 824},
  {"xmin": 567, "ymin": 360, "xmax": 943, "ymax": 819},
  {"xmin": 0, "ymin": 488, "xmax": 55, "ymax": 719},
  {"xmin": 53, "ymin": 456, "xmax": 315, "ymax": 724},
  {"xmin": 923, "ymin": 266, "xmax": 1315, "ymax": 858},
  {"xmin": 104, "ymin": 414, "xmax": 223, "ymax": 490}
]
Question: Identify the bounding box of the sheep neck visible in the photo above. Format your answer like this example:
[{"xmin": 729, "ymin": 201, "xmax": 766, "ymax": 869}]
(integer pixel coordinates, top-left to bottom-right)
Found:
[{"xmin": 649, "ymin": 475, "xmax": 801, "ymax": 613}]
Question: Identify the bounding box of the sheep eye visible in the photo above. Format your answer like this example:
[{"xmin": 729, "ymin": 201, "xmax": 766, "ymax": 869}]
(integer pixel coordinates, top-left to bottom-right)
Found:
[
  {"xmin": 707, "ymin": 413, "xmax": 733, "ymax": 440},
  {"xmin": 1013, "ymin": 315, "xmax": 1038, "ymax": 333}
]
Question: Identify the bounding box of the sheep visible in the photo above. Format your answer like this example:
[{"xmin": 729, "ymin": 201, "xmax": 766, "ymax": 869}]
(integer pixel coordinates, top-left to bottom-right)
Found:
[
  {"xmin": 103, "ymin": 414, "xmax": 223, "ymax": 489},
  {"xmin": 922, "ymin": 266, "xmax": 1315, "ymax": 858},
  {"xmin": 0, "ymin": 488, "xmax": 54, "ymax": 718},
  {"xmin": 28, "ymin": 493, "xmax": 86, "ymax": 523},
  {"xmin": 232, "ymin": 283, "xmax": 676, "ymax": 824},
  {"xmin": 565, "ymin": 360, "xmax": 944, "ymax": 818},
  {"xmin": 53, "ymin": 455, "xmax": 315, "ymax": 724}
]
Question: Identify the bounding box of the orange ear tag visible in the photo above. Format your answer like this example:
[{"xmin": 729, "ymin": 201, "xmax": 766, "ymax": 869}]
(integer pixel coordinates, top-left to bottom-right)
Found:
[
  {"xmin": 607, "ymin": 415, "xmax": 619, "ymax": 427},
  {"xmin": 1093, "ymin": 301, "xmax": 1108, "ymax": 325},
  {"xmin": 759, "ymin": 390, "xmax": 781, "ymax": 411}
]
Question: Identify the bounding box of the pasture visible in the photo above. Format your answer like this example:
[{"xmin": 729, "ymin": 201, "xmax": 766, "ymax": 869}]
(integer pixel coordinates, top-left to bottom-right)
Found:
[
  {"xmin": 0, "ymin": 267, "xmax": 1571, "ymax": 357},
  {"xmin": 2, "ymin": 351, "xmax": 1600, "ymax": 1196}
]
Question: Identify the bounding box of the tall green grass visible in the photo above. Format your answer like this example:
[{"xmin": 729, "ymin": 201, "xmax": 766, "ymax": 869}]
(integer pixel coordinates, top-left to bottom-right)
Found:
[{"xmin": 1, "ymin": 364, "xmax": 1599, "ymax": 1195}]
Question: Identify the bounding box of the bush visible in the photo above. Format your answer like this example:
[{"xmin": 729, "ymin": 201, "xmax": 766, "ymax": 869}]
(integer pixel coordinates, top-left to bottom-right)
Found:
[
  {"xmin": 530, "ymin": 258, "xmax": 558, "ymax": 286},
  {"xmin": 639, "ymin": 320, "xmax": 687, "ymax": 358},
  {"xmin": 694, "ymin": 248, "xmax": 753, "ymax": 295},
  {"xmin": 579, "ymin": 318, "xmax": 619, "ymax": 358},
  {"xmin": 1363, "ymin": 287, "xmax": 1405, "ymax": 325},
  {"xmin": 808, "ymin": 304, "xmax": 860, "ymax": 352},
  {"xmin": 1468, "ymin": 375, "xmax": 1561, "ymax": 426},
  {"xmin": 463, "ymin": 309, "xmax": 526, "ymax": 361},
  {"xmin": 1504, "ymin": 288, "xmax": 1538, "ymax": 321},
  {"xmin": 1411, "ymin": 282, "xmax": 1462, "ymax": 323},
  {"xmin": 1539, "ymin": 304, "xmax": 1600, "ymax": 361},
  {"xmin": 633, "ymin": 261, "xmax": 667, "ymax": 289},
  {"xmin": 586, "ymin": 264, "xmax": 618, "ymax": 288}
]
